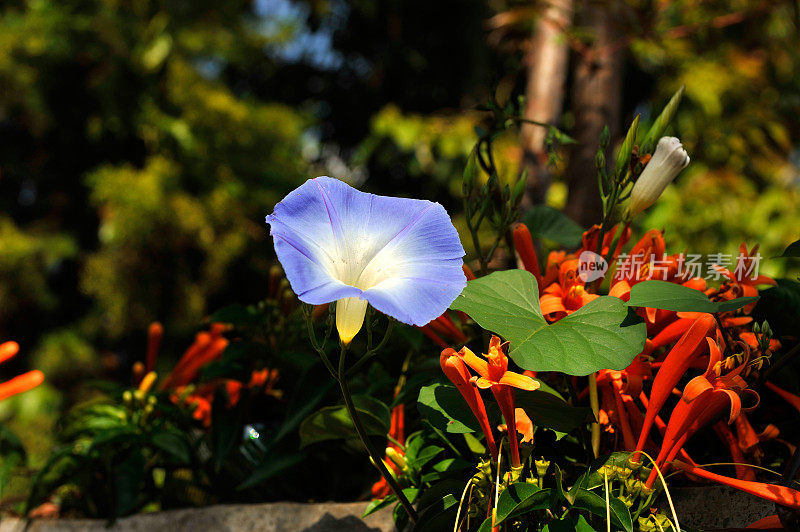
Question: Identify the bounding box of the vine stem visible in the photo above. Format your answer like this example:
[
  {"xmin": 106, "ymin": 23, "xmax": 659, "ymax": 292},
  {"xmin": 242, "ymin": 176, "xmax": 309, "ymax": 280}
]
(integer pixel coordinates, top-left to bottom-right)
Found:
[
  {"xmin": 337, "ymin": 345, "xmax": 419, "ymax": 523},
  {"xmin": 589, "ymin": 372, "xmax": 600, "ymax": 458}
]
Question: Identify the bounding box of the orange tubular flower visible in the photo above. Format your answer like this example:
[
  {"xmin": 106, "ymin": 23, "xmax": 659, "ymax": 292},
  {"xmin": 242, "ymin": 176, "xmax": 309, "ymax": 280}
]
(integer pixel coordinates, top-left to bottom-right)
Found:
[
  {"xmin": 765, "ymin": 381, "xmax": 800, "ymax": 414},
  {"xmin": 673, "ymin": 461, "xmax": 800, "ymax": 510},
  {"xmin": 458, "ymin": 337, "xmax": 539, "ymax": 468},
  {"xmin": 421, "ymin": 312, "xmax": 468, "ymax": 345},
  {"xmin": 146, "ymin": 322, "xmax": 163, "ymax": 372},
  {"xmin": 746, "ymin": 515, "xmax": 783, "ymax": 529},
  {"xmin": 708, "ymin": 243, "xmax": 776, "ymax": 314},
  {"xmin": 0, "ymin": 341, "xmax": 44, "ymax": 403},
  {"xmin": 370, "ymin": 384, "xmax": 406, "ymax": 499},
  {"xmin": 513, "ymin": 223, "xmax": 542, "ymax": 288},
  {"xmin": 611, "ymin": 230, "xmax": 707, "ymax": 333},
  {"xmin": 646, "ymin": 337, "xmax": 757, "ymax": 487},
  {"xmin": 161, "ymin": 325, "xmax": 229, "ymax": 390},
  {"xmin": 633, "ymin": 314, "xmax": 716, "ymax": 462},
  {"xmin": 580, "ymin": 223, "xmax": 631, "ymax": 258},
  {"xmin": 713, "ymin": 421, "xmax": 757, "ymax": 481},
  {"xmin": 441, "ymin": 349, "xmax": 498, "ymax": 460},
  {"xmin": 514, "ymin": 408, "xmax": 534, "ymax": 444},
  {"xmin": 539, "ymin": 260, "xmax": 600, "ymax": 322},
  {"xmin": 540, "ymin": 250, "xmax": 571, "ymax": 288}
]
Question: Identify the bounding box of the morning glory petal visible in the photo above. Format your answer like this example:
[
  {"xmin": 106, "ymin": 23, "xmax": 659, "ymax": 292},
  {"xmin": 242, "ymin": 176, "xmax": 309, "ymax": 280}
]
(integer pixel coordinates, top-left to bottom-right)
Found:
[{"xmin": 266, "ymin": 177, "xmax": 466, "ymax": 327}]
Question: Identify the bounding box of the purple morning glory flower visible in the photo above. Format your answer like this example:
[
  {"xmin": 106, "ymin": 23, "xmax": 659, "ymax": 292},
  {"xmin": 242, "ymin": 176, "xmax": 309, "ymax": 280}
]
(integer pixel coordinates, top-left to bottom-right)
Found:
[{"xmin": 266, "ymin": 177, "xmax": 466, "ymax": 344}]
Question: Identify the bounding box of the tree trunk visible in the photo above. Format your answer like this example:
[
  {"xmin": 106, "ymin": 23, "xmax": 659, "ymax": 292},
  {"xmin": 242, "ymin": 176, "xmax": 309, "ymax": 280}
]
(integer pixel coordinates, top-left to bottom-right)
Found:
[
  {"xmin": 520, "ymin": 0, "xmax": 575, "ymax": 208},
  {"xmin": 563, "ymin": 0, "xmax": 622, "ymax": 227}
]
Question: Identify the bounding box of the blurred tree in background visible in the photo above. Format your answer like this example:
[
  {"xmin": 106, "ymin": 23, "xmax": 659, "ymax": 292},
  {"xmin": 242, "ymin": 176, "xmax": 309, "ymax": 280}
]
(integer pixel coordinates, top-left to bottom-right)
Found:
[{"xmin": 0, "ymin": 0, "xmax": 798, "ymax": 468}]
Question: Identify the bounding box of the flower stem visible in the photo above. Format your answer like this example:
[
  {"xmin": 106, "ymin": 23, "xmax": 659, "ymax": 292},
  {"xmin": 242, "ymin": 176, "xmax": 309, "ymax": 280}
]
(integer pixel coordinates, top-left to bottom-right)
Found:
[
  {"xmin": 337, "ymin": 345, "xmax": 418, "ymax": 523},
  {"xmin": 589, "ymin": 372, "xmax": 600, "ymax": 458}
]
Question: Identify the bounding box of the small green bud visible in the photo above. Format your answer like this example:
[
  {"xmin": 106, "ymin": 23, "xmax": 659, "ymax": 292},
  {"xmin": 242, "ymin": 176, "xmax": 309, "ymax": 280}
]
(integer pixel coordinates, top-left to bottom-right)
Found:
[
  {"xmin": 512, "ymin": 175, "xmax": 526, "ymax": 206},
  {"xmin": 600, "ymin": 125, "xmax": 610, "ymax": 148},
  {"xmin": 595, "ymin": 149, "xmax": 606, "ymax": 170},
  {"xmin": 535, "ymin": 458, "xmax": 550, "ymax": 477}
]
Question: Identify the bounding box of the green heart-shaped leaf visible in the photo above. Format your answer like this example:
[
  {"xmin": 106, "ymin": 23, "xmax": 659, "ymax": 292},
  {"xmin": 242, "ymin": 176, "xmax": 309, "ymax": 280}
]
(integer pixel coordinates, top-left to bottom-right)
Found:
[
  {"xmin": 571, "ymin": 488, "xmax": 633, "ymax": 532},
  {"xmin": 417, "ymin": 383, "xmax": 499, "ymax": 434},
  {"xmin": 522, "ymin": 205, "xmax": 584, "ymax": 247},
  {"xmin": 779, "ymin": 238, "xmax": 800, "ymax": 258},
  {"xmin": 626, "ymin": 280, "xmax": 758, "ymax": 313},
  {"xmin": 494, "ymin": 482, "xmax": 553, "ymax": 525},
  {"xmin": 450, "ymin": 270, "xmax": 646, "ymax": 376}
]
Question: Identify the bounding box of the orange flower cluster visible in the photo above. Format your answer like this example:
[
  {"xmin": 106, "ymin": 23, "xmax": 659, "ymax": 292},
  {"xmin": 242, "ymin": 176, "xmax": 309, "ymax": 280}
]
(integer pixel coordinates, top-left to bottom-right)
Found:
[
  {"xmin": 135, "ymin": 322, "xmax": 281, "ymax": 427},
  {"xmin": 514, "ymin": 223, "xmax": 631, "ymax": 322},
  {"xmin": 0, "ymin": 341, "xmax": 44, "ymax": 403},
  {"xmin": 370, "ymin": 402, "xmax": 406, "ymax": 499},
  {"xmin": 441, "ymin": 336, "xmax": 539, "ymax": 467},
  {"xmin": 498, "ymin": 225, "xmax": 793, "ymax": 510}
]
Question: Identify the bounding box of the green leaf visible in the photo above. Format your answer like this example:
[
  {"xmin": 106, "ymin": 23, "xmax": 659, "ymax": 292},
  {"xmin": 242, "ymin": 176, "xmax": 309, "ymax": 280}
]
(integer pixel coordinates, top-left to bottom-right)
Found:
[
  {"xmin": 779, "ymin": 239, "xmax": 800, "ymax": 258},
  {"xmin": 152, "ymin": 429, "xmax": 192, "ymax": 464},
  {"xmin": 569, "ymin": 452, "xmax": 635, "ymax": 496},
  {"xmin": 363, "ymin": 494, "xmax": 396, "ymax": 518},
  {"xmin": 352, "ymin": 395, "xmax": 391, "ymax": 428},
  {"xmin": 272, "ymin": 379, "xmax": 334, "ymax": 445},
  {"xmin": 476, "ymin": 517, "xmax": 494, "ymax": 532},
  {"xmin": 415, "ymin": 480, "xmax": 462, "ymax": 531},
  {"xmin": 298, "ymin": 400, "xmax": 389, "ymax": 449},
  {"xmin": 0, "ymin": 449, "xmax": 22, "ymax": 498},
  {"xmin": 363, "ymin": 488, "xmax": 419, "ymax": 518},
  {"xmin": 571, "ymin": 488, "xmax": 633, "ymax": 532},
  {"xmin": 515, "ymin": 391, "xmax": 594, "ymax": 434},
  {"xmin": 544, "ymin": 516, "xmax": 597, "ymax": 532},
  {"xmin": 641, "ymin": 85, "xmax": 685, "ymax": 154},
  {"xmin": 208, "ymin": 304, "xmax": 262, "ymax": 326},
  {"xmin": 409, "ymin": 445, "xmax": 444, "ymax": 469},
  {"xmin": 450, "ymin": 270, "xmax": 646, "ymax": 376},
  {"xmin": 211, "ymin": 392, "xmax": 244, "ymax": 472},
  {"xmin": 522, "ymin": 206, "xmax": 584, "ymax": 248},
  {"xmin": 417, "ymin": 383, "xmax": 483, "ymax": 433},
  {"xmin": 614, "ymin": 115, "xmax": 640, "ymax": 178},
  {"xmin": 0, "ymin": 423, "xmax": 26, "ymax": 460},
  {"xmin": 238, "ymin": 453, "xmax": 304, "ymax": 490},
  {"xmin": 114, "ymin": 448, "xmax": 145, "ymax": 517},
  {"xmin": 494, "ymin": 483, "xmax": 553, "ymax": 524},
  {"xmin": 627, "ymin": 280, "xmax": 758, "ymax": 313}
]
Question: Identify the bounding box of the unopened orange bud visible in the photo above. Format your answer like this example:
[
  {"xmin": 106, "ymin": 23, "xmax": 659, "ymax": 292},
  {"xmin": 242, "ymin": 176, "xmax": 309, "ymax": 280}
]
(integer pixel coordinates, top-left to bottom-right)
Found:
[
  {"xmin": 146, "ymin": 322, "xmax": 163, "ymax": 372},
  {"xmin": 0, "ymin": 341, "xmax": 20, "ymax": 365},
  {"xmin": 0, "ymin": 370, "xmax": 44, "ymax": 402},
  {"xmin": 132, "ymin": 361, "xmax": 146, "ymax": 385},
  {"xmin": 138, "ymin": 371, "xmax": 158, "ymax": 393}
]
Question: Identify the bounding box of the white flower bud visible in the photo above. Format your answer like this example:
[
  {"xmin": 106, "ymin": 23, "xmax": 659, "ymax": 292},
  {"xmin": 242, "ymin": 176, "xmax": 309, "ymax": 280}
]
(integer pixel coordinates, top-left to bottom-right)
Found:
[{"xmin": 628, "ymin": 137, "xmax": 689, "ymax": 216}]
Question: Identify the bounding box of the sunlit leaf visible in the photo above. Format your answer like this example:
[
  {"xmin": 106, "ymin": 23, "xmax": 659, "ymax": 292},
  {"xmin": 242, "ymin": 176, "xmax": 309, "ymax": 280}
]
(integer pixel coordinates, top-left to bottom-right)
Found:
[
  {"xmin": 450, "ymin": 270, "xmax": 646, "ymax": 375},
  {"xmin": 522, "ymin": 205, "xmax": 584, "ymax": 248},
  {"xmin": 627, "ymin": 280, "xmax": 757, "ymax": 313}
]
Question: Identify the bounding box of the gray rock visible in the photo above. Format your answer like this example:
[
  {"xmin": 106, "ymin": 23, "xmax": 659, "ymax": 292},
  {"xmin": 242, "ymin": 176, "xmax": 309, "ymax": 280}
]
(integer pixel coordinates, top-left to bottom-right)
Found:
[
  {"xmin": 658, "ymin": 486, "xmax": 775, "ymax": 529},
  {"xmin": 0, "ymin": 502, "xmax": 395, "ymax": 532}
]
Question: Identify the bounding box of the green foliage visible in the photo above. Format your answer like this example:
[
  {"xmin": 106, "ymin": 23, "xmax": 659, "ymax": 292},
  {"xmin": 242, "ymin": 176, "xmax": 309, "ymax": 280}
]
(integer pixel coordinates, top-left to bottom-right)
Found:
[
  {"xmin": 513, "ymin": 389, "xmax": 594, "ymax": 435},
  {"xmin": 627, "ymin": 280, "xmax": 758, "ymax": 313},
  {"xmin": 780, "ymin": 239, "xmax": 800, "ymax": 258},
  {"xmin": 450, "ymin": 270, "xmax": 647, "ymax": 375},
  {"xmin": 0, "ymin": 0, "xmax": 309, "ymax": 343},
  {"xmin": 298, "ymin": 396, "xmax": 389, "ymax": 449},
  {"xmin": 0, "ymin": 217, "xmax": 76, "ymax": 323},
  {"xmin": 522, "ymin": 205, "xmax": 584, "ymax": 248},
  {"xmin": 26, "ymin": 390, "xmax": 196, "ymax": 518},
  {"xmin": 633, "ymin": 2, "xmax": 800, "ymax": 275},
  {"xmin": 417, "ymin": 383, "xmax": 489, "ymax": 434},
  {"xmin": 494, "ymin": 483, "xmax": 552, "ymax": 525}
]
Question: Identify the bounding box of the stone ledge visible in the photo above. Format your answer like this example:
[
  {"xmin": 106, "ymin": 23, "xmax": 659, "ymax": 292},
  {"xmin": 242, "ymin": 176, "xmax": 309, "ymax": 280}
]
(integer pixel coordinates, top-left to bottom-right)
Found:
[{"xmin": 0, "ymin": 501, "xmax": 395, "ymax": 532}]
